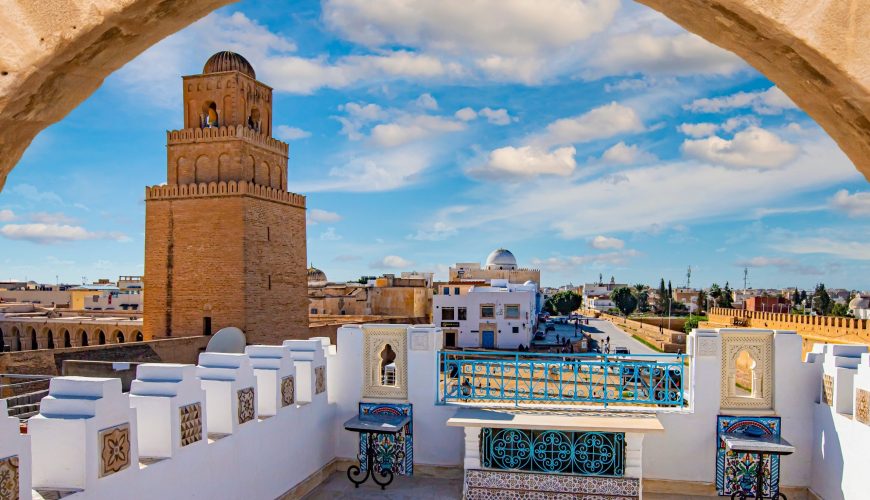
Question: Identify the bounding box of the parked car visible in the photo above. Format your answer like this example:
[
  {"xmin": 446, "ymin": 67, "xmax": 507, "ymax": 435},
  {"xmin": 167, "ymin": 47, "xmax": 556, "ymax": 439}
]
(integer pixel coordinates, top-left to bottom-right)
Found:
[
  {"xmin": 545, "ymin": 324, "xmax": 555, "ymax": 332},
  {"xmin": 612, "ymin": 346, "xmax": 630, "ymax": 355}
]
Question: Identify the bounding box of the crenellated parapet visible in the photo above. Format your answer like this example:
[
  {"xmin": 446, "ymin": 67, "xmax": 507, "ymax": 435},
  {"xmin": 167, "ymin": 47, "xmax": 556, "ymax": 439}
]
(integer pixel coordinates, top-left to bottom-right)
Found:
[
  {"xmin": 167, "ymin": 125, "xmax": 288, "ymax": 157},
  {"xmin": 144, "ymin": 180, "xmax": 306, "ymax": 208}
]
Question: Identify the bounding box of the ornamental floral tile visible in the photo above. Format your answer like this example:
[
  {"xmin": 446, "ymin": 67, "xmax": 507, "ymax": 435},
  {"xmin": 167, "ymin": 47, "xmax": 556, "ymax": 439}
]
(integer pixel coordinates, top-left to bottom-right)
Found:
[
  {"xmin": 314, "ymin": 366, "xmax": 326, "ymax": 395},
  {"xmin": 0, "ymin": 455, "xmax": 18, "ymax": 500},
  {"xmin": 99, "ymin": 423, "xmax": 131, "ymax": 477},
  {"xmin": 856, "ymin": 388, "xmax": 870, "ymax": 425},
  {"xmin": 281, "ymin": 375, "xmax": 295, "ymax": 407},
  {"xmin": 179, "ymin": 402, "xmax": 203, "ymax": 447},
  {"xmin": 237, "ymin": 387, "xmax": 255, "ymax": 424}
]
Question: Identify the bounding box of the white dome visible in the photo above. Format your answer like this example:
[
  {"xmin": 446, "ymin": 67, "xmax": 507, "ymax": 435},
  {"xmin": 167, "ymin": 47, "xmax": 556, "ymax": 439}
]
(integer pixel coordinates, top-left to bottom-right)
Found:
[
  {"xmin": 485, "ymin": 248, "xmax": 518, "ymax": 270},
  {"xmin": 206, "ymin": 327, "xmax": 247, "ymax": 353}
]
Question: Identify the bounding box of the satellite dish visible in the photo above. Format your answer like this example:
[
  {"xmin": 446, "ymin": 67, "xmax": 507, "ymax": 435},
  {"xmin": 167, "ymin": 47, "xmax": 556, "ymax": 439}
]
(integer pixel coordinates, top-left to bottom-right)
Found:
[{"xmin": 205, "ymin": 327, "xmax": 246, "ymax": 353}]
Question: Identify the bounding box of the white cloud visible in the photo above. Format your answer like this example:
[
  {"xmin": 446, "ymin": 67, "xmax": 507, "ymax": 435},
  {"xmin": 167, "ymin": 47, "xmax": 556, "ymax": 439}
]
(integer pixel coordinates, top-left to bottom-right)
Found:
[
  {"xmin": 319, "ymin": 227, "xmax": 342, "ymax": 241},
  {"xmin": 479, "ymin": 108, "xmax": 514, "ymax": 126},
  {"xmin": 29, "ymin": 212, "xmax": 79, "ymax": 225},
  {"xmin": 407, "ymin": 222, "xmax": 458, "ymax": 241},
  {"xmin": 734, "ymin": 256, "xmax": 823, "ymax": 275},
  {"xmin": 536, "ymin": 102, "xmax": 644, "ymax": 147},
  {"xmin": 415, "ymin": 93, "xmax": 438, "ymax": 110},
  {"xmin": 678, "ymin": 123, "xmax": 718, "ymax": 138},
  {"xmin": 0, "ymin": 210, "xmax": 15, "ymax": 222},
  {"xmin": 323, "ymin": 0, "xmax": 619, "ymax": 57},
  {"xmin": 598, "ymin": 142, "xmax": 655, "ymax": 164},
  {"xmin": 274, "ymin": 125, "xmax": 311, "ymax": 141},
  {"xmin": 371, "ymin": 255, "xmax": 415, "ymax": 269},
  {"xmin": 10, "ymin": 184, "xmax": 63, "ymax": 205},
  {"xmin": 589, "ymin": 235, "xmax": 624, "ymax": 250},
  {"xmin": 370, "ymin": 115, "xmax": 465, "ymax": 147},
  {"xmin": 298, "ymin": 145, "xmax": 434, "ymax": 192},
  {"xmin": 681, "ymin": 126, "xmax": 799, "ymax": 169},
  {"xmin": 454, "ymin": 107, "xmax": 477, "ymax": 121},
  {"xmin": 531, "ymin": 250, "xmax": 640, "ymax": 272},
  {"xmin": 586, "ymin": 32, "xmax": 745, "ymax": 78},
  {"xmin": 0, "ymin": 224, "xmax": 128, "ymax": 244},
  {"xmin": 830, "ymin": 189, "xmax": 870, "ymax": 217},
  {"xmin": 470, "ymin": 146, "xmax": 577, "ymax": 180},
  {"xmin": 772, "ymin": 237, "xmax": 870, "ymax": 261},
  {"xmin": 685, "ymin": 87, "xmax": 797, "ymax": 115},
  {"xmin": 307, "ymin": 209, "xmax": 342, "ymax": 224},
  {"xmin": 336, "ymin": 102, "xmax": 387, "ymax": 140}
]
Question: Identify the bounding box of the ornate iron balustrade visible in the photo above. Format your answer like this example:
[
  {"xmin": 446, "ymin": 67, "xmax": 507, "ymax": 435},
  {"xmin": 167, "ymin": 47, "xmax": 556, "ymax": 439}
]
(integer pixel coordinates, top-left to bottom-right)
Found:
[
  {"xmin": 438, "ymin": 350, "xmax": 685, "ymax": 407},
  {"xmin": 480, "ymin": 428, "xmax": 625, "ymax": 476}
]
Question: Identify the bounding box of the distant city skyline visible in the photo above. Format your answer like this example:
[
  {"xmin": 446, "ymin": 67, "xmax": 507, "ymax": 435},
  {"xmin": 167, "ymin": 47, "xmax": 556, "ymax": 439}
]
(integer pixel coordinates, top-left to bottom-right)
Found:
[{"xmin": 1, "ymin": 0, "xmax": 868, "ymax": 289}]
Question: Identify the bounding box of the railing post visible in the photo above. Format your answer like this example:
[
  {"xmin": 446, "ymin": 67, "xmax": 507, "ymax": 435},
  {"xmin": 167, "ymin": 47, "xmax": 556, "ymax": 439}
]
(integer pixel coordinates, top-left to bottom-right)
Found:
[
  {"xmin": 514, "ymin": 352, "xmax": 520, "ymax": 407},
  {"xmin": 603, "ymin": 353, "xmax": 609, "ymax": 409}
]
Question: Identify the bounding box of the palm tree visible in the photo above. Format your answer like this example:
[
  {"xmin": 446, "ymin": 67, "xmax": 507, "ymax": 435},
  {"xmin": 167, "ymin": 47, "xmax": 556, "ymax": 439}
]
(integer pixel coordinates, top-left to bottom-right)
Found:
[{"xmin": 632, "ymin": 283, "xmax": 649, "ymax": 313}]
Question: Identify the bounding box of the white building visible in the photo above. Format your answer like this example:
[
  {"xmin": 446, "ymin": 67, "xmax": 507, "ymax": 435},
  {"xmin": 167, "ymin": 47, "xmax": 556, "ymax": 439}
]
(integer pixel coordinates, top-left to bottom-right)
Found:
[
  {"xmin": 433, "ymin": 279, "xmax": 537, "ymax": 349},
  {"xmin": 582, "ymin": 282, "xmax": 626, "ymax": 312},
  {"xmin": 850, "ymin": 295, "xmax": 870, "ymax": 319}
]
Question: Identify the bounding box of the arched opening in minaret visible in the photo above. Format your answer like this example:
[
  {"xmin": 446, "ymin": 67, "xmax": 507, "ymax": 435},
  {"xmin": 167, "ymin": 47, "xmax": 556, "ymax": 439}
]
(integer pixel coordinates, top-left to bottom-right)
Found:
[
  {"xmin": 248, "ymin": 107, "xmax": 261, "ymax": 133},
  {"xmin": 202, "ymin": 101, "xmax": 219, "ymax": 128}
]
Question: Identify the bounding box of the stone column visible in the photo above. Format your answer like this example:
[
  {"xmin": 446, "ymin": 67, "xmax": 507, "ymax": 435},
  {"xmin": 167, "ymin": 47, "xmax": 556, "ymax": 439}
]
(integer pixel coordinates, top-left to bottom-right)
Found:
[
  {"xmin": 245, "ymin": 345, "xmax": 296, "ymax": 417},
  {"xmin": 624, "ymin": 433, "xmax": 644, "ymax": 498},
  {"xmin": 29, "ymin": 377, "xmax": 138, "ymax": 490},
  {"xmin": 196, "ymin": 353, "xmax": 257, "ymax": 435},
  {"xmin": 129, "ymin": 363, "xmax": 206, "ymax": 459},
  {"xmin": 463, "ymin": 426, "xmax": 481, "ymax": 470}
]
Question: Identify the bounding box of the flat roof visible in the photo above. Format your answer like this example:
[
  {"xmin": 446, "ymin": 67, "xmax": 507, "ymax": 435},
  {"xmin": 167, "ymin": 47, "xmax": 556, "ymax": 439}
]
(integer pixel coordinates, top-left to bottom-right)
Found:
[{"xmin": 446, "ymin": 407, "xmax": 664, "ymax": 433}]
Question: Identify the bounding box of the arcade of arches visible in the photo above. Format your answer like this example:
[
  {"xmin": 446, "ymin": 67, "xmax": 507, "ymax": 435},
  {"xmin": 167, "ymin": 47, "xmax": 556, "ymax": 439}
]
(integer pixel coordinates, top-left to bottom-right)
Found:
[
  {"xmin": 0, "ymin": 321, "xmax": 144, "ymax": 352},
  {"xmin": 0, "ymin": 0, "xmax": 869, "ymax": 191}
]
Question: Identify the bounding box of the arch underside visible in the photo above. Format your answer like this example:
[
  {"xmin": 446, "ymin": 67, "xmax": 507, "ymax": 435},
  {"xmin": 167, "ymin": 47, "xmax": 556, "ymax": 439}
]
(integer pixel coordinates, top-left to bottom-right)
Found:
[{"xmin": 0, "ymin": 0, "xmax": 868, "ymax": 190}]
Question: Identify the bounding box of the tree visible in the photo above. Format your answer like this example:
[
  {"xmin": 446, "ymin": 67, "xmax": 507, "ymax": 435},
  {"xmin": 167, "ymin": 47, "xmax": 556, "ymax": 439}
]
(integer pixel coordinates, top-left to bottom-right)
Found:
[
  {"xmin": 792, "ymin": 287, "xmax": 801, "ymax": 306},
  {"xmin": 696, "ymin": 289, "xmax": 708, "ymax": 313},
  {"xmin": 633, "ymin": 283, "xmax": 650, "ymax": 312},
  {"xmin": 684, "ymin": 314, "xmax": 704, "ymax": 333},
  {"xmin": 812, "ymin": 283, "xmax": 832, "ymax": 315},
  {"xmin": 717, "ymin": 282, "xmax": 734, "ymax": 308},
  {"xmin": 657, "ymin": 279, "xmax": 669, "ymax": 314},
  {"xmin": 547, "ymin": 290, "xmax": 582, "ymax": 315},
  {"xmin": 831, "ymin": 302, "xmax": 851, "ymax": 317},
  {"xmin": 610, "ymin": 287, "xmax": 638, "ymax": 317},
  {"xmin": 354, "ymin": 275, "xmax": 377, "ymax": 284}
]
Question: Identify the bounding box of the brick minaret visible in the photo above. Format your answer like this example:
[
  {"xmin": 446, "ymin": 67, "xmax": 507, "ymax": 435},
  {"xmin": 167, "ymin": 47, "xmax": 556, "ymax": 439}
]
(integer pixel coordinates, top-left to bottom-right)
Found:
[{"xmin": 144, "ymin": 51, "xmax": 308, "ymax": 343}]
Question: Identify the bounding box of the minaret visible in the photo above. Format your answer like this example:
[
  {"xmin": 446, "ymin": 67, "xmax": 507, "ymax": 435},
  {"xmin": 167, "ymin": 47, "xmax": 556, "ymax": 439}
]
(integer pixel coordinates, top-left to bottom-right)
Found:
[{"xmin": 143, "ymin": 51, "xmax": 308, "ymax": 343}]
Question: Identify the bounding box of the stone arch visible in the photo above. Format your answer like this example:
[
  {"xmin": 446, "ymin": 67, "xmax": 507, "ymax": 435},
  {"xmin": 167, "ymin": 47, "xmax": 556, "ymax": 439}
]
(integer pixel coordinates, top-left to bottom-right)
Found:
[
  {"xmin": 62, "ymin": 329, "xmax": 71, "ymax": 348},
  {"xmin": 133, "ymin": 330, "xmax": 144, "ymax": 342},
  {"xmin": 44, "ymin": 328, "xmax": 55, "ymax": 349},
  {"xmin": 218, "ymin": 153, "xmax": 238, "ymax": 181},
  {"xmin": 0, "ymin": 327, "xmax": 4, "ymax": 352},
  {"xmin": 201, "ymin": 100, "xmax": 218, "ymax": 127},
  {"xmin": 79, "ymin": 329, "xmax": 89, "ymax": 347},
  {"xmin": 97, "ymin": 329, "xmax": 106, "ymax": 345},
  {"xmin": 114, "ymin": 330, "xmax": 125, "ymax": 343},
  {"xmin": 270, "ymin": 163, "xmax": 282, "ymax": 189},
  {"xmin": 242, "ymin": 155, "xmax": 255, "ymax": 182},
  {"xmin": 195, "ymin": 155, "xmax": 217, "ymax": 184},
  {"xmin": 223, "ymin": 94, "xmax": 234, "ymax": 123},
  {"xmin": 29, "ymin": 327, "xmax": 38, "ymax": 350},
  {"xmin": 11, "ymin": 326, "xmax": 21, "ymax": 351},
  {"xmin": 255, "ymin": 160, "xmax": 270, "ymax": 186},
  {"xmin": 177, "ymin": 156, "xmax": 194, "ymax": 185}
]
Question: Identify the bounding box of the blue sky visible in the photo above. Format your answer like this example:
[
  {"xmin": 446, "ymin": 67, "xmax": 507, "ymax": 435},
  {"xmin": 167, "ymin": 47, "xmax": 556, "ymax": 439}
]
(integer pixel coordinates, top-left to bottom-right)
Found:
[{"xmin": 1, "ymin": 0, "xmax": 869, "ymax": 289}]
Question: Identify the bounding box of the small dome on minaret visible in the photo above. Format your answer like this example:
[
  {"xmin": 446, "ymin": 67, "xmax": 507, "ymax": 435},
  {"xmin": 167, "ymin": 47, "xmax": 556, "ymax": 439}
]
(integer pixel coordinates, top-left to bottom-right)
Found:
[{"xmin": 203, "ymin": 51, "xmax": 256, "ymax": 79}]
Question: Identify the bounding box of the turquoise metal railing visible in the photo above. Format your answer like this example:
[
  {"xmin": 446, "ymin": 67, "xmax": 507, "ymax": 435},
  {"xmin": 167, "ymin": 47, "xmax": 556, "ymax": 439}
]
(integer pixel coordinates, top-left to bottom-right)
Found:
[
  {"xmin": 480, "ymin": 428, "xmax": 624, "ymax": 476},
  {"xmin": 437, "ymin": 350, "xmax": 685, "ymax": 407}
]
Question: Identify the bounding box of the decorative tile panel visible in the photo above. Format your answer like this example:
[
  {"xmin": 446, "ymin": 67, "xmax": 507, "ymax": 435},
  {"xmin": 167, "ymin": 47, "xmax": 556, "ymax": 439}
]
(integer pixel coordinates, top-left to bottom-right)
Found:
[
  {"xmin": 179, "ymin": 402, "xmax": 203, "ymax": 447},
  {"xmin": 716, "ymin": 415, "xmax": 781, "ymax": 497},
  {"xmin": 99, "ymin": 423, "xmax": 131, "ymax": 477},
  {"xmin": 237, "ymin": 387, "xmax": 255, "ymax": 424},
  {"xmin": 0, "ymin": 455, "xmax": 19, "ymax": 500},
  {"xmin": 856, "ymin": 388, "xmax": 869, "ymax": 425},
  {"xmin": 822, "ymin": 374, "xmax": 834, "ymax": 407},
  {"xmin": 359, "ymin": 402, "xmax": 413, "ymax": 476},
  {"xmin": 464, "ymin": 469, "xmax": 639, "ymax": 499},
  {"xmin": 281, "ymin": 375, "xmax": 295, "ymax": 407},
  {"xmin": 696, "ymin": 336, "xmax": 717, "ymax": 356},
  {"xmin": 720, "ymin": 332, "xmax": 773, "ymax": 411},
  {"xmin": 314, "ymin": 366, "xmax": 326, "ymax": 395},
  {"xmin": 362, "ymin": 326, "xmax": 408, "ymax": 400},
  {"xmin": 480, "ymin": 428, "xmax": 624, "ymax": 476}
]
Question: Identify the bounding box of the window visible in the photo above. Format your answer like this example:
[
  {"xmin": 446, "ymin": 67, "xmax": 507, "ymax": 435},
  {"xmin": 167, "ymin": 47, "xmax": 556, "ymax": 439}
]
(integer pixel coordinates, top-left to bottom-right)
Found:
[
  {"xmin": 442, "ymin": 307, "xmax": 455, "ymax": 321},
  {"xmin": 458, "ymin": 307, "xmax": 467, "ymax": 321},
  {"xmin": 203, "ymin": 317, "xmax": 212, "ymax": 336},
  {"xmin": 380, "ymin": 344, "xmax": 397, "ymax": 386},
  {"xmin": 454, "ymin": 287, "xmax": 460, "ymax": 295},
  {"xmin": 512, "ymin": 326, "xmax": 519, "ymax": 334},
  {"xmin": 505, "ymin": 304, "xmax": 520, "ymax": 319},
  {"xmin": 444, "ymin": 287, "xmax": 450, "ymax": 296},
  {"xmin": 267, "ymin": 226, "xmax": 270, "ymax": 241},
  {"xmin": 310, "ymin": 308, "xmax": 318, "ymax": 314},
  {"xmin": 481, "ymin": 305, "xmax": 495, "ymax": 318},
  {"xmin": 268, "ymin": 274, "xmax": 272, "ymax": 290}
]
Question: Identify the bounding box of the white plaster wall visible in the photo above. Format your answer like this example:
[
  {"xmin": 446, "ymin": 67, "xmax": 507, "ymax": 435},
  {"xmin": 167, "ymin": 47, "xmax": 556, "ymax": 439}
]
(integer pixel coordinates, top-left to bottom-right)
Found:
[
  {"xmin": 0, "ymin": 399, "xmax": 31, "ymax": 500},
  {"xmin": 433, "ymin": 289, "xmax": 534, "ymax": 349}
]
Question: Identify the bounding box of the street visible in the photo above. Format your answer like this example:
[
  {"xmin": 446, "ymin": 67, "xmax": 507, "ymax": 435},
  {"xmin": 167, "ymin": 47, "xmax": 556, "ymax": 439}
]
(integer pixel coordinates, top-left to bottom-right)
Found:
[{"xmin": 542, "ymin": 315, "xmax": 659, "ymax": 355}]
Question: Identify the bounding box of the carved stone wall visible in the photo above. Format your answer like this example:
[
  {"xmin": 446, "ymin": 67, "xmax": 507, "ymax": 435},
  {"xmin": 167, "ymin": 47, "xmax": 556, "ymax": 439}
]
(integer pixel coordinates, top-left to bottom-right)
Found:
[
  {"xmin": 720, "ymin": 332, "xmax": 774, "ymax": 411},
  {"xmin": 362, "ymin": 326, "xmax": 408, "ymax": 400}
]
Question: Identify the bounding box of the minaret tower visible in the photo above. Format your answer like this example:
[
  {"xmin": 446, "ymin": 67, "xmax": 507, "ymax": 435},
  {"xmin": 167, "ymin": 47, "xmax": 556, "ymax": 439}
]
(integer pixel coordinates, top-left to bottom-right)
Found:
[{"xmin": 143, "ymin": 51, "xmax": 308, "ymax": 343}]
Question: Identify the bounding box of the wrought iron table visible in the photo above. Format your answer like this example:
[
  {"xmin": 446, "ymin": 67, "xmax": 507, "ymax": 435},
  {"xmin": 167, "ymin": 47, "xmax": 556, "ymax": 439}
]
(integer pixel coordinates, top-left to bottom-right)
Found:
[
  {"xmin": 343, "ymin": 413, "xmax": 411, "ymax": 490},
  {"xmin": 723, "ymin": 431, "xmax": 795, "ymax": 500}
]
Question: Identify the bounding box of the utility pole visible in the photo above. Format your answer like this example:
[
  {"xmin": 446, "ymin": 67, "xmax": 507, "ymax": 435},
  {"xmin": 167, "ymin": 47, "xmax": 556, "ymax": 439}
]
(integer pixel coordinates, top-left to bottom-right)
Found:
[
  {"xmin": 686, "ymin": 266, "xmax": 692, "ymax": 289},
  {"xmin": 743, "ymin": 267, "xmax": 749, "ymax": 290}
]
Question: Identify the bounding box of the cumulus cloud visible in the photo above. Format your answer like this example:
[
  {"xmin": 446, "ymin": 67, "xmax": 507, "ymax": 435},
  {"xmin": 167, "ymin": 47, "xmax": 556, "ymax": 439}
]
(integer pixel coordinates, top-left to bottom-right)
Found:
[
  {"xmin": 415, "ymin": 93, "xmax": 438, "ymax": 110},
  {"xmin": 771, "ymin": 237, "xmax": 870, "ymax": 261},
  {"xmin": 297, "ymin": 145, "xmax": 434, "ymax": 192},
  {"xmin": 681, "ymin": 126, "xmax": 799, "ymax": 169},
  {"xmin": 319, "ymin": 227, "xmax": 342, "ymax": 241},
  {"xmin": 470, "ymin": 146, "xmax": 577, "ymax": 180},
  {"xmin": 830, "ymin": 190, "xmax": 870, "ymax": 218},
  {"xmin": 454, "ymin": 107, "xmax": 477, "ymax": 121},
  {"xmin": 274, "ymin": 125, "xmax": 311, "ymax": 141},
  {"xmin": 535, "ymin": 102, "xmax": 644, "ymax": 147},
  {"xmin": 678, "ymin": 123, "xmax": 718, "ymax": 138},
  {"xmin": 29, "ymin": 212, "xmax": 79, "ymax": 225},
  {"xmin": 307, "ymin": 208, "xmax": 342, "ymax": 224},
  {"xmin": 530, "ymin": 249, "xmax": 640, "ymax": 272},
  {"xmin": 685, "ymin": 87, "xmax": 797, "ymax": 115},
  {"xmin": 598, "ymin": 142, "xmax": 656, "ymax": 164},
  {"xmin": 734, "ymin": 256, "xmax": 823, "ymax": 275},
  {"xmin": 589, "ymin": 235, "xmax": 624, "ymax": 250},
  {"xmin": 10, "ymin": 184, "xmax": 63, "ymax": 205},
  {"xmin": 371, "ymin": 255, "xmax": 415, "ymax": 269},
  {"xmin": 0, "ymin": 210, "xmax": 15, "ymax": 222},
  {"xmin": 479, "ymin": 108, "xmax": 514, "ymax": 126},
  {"xmin": 370, "ymin": 115, "xmax": 465, "ymax": 147},
  {"xmin": 0, "ymin": 224, "xmax": 128, "ymax": 244}
]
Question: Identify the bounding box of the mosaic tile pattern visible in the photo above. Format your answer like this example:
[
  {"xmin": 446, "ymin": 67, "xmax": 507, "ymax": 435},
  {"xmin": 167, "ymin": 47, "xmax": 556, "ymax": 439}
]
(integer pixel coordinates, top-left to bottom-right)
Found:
[
  {"xmin": 359, "ymin": 403, "xmax": 413, "ymax": 476},
  {"xmin": 99, "ymin": 423, "xmax": 131, "ymax": 477},
  {"xmin": 179, "ymin": 402, "xmax": 203, "ymax": 447},
  {"xmin": 464, "ymin": 469, "xmax": 639, "ymax": 499},
  {"xmin": 716, "ymin": 416, "xmax": 781, "ymax": 497},
  {"xmin": 237, "ymin": 387, "xmax": 255, "ymax": 424},
  {"xmin": 0, "ymin": 455, "xmax": 19, "ymax": 500},
  {"xmin": 314, "ymin": 366, "xmax": 326, "ymax": 394},
  {"xmin": 281, "ymin": 375, "xmax": 295, "ymax": 407},
  {"xmin": 856, "ymin": 388, "xmax": 870, "ymax": 425},
  {"xmin": 822, "ymin": 374, "xmax": 834, "ymax": 406}
]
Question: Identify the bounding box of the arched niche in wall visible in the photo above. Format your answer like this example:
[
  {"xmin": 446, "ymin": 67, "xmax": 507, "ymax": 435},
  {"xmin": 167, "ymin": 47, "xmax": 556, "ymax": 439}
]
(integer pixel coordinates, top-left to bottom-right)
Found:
[
  {"xmin": 218, "ymin": 153, "xmax": 238, "ymax": 181},
  {"xmin": 270, "ymin": 163, "xmax": 281, "ymax": 189},
  {"xmin": 177, "ymin": 156, "xmax": 194, "ymax": 185},
  {"xmin": 195, "ymin": 155, "xmax": 217, "ymax": 184},
  {"xmin": 63, "ymin": 330, "xmax": 71, "ymax": 348},
  {"xmin": 720, "ymin": 331, "xmax": 773, "ymax": 411},
  {"xmin": 255, "ymin": 160, "xmax": 270, "ymax": 186},
  {"xmin": 242, "ymin": 155, "xmax": 255, "ymax": 183},
  {"xmin": 362, "ymin": 326, "xmax": 408, "ymax": 400}
]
